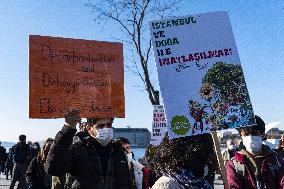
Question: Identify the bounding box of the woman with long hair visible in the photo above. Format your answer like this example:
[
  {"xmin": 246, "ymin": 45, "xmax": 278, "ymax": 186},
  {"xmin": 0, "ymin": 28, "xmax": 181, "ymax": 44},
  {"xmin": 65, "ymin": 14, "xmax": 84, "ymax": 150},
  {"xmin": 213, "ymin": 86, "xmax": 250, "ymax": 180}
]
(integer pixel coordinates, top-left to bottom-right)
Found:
[{"xmin": 26, "ymin": 138, "xmax": 54, "ymax": 189}]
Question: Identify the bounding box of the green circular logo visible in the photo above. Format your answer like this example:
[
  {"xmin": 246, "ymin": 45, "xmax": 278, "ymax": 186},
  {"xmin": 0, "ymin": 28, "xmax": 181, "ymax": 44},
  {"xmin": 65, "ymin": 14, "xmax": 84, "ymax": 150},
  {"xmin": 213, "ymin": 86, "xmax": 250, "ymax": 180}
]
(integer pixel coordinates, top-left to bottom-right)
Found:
[{"xmin": 171, "ymin": 115, "xmax": 190, "ymax": 135}]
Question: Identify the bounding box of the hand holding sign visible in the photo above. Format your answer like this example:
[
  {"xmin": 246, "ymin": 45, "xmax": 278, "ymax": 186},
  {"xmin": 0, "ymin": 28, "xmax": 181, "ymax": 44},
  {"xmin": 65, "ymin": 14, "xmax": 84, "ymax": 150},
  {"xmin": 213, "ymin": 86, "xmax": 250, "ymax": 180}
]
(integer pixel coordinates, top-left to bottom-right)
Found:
[{"xmin": 65, "ymin": 110, "xmax": 81, "ymax": 129}]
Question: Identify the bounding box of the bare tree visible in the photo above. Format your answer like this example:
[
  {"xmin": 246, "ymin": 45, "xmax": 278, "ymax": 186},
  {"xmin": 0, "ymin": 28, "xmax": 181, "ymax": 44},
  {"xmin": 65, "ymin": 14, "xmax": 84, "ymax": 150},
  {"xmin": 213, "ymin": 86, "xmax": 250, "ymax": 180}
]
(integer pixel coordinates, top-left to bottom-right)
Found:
[
  {"xmin": 87, "ymin": 0, "xmax": 181, "ymax": 105},
  {"xmin": 87, "ymin": 1, "xmax": 220, "ymax": 184}
]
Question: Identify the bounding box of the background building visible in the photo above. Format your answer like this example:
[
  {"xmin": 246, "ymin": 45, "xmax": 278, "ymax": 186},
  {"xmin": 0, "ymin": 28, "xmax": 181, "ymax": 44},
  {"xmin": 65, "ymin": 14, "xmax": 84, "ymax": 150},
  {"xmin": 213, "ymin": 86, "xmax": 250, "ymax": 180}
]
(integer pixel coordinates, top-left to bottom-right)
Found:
[{"xmin": 113, "ymin": 128, "xmax": 151, "ymax": 147}]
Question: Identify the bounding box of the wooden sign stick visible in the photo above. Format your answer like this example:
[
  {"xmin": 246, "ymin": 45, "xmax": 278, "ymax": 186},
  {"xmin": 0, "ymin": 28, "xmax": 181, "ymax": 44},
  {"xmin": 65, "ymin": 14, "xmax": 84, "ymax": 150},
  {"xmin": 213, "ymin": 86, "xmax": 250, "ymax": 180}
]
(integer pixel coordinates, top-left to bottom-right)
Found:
[{"xmin": 211, "ymin": 131, "xmax": 229, "ymax": 189}]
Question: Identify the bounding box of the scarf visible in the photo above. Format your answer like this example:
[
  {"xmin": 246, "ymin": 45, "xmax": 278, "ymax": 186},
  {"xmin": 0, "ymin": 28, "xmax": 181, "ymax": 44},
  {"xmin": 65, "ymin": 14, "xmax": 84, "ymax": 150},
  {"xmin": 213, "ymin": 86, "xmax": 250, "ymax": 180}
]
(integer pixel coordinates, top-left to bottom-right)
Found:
[{"xmin": 165, "ymin": 169, "xmax": 213, "ymax": 189}]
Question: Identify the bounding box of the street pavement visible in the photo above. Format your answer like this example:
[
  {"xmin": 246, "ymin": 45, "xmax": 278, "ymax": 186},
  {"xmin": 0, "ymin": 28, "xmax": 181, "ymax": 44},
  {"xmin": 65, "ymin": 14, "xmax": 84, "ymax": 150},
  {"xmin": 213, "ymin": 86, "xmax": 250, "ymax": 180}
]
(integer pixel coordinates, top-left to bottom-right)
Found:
[
  {"xmin": 1, "ymin": 173, "xmax": 224, "ymax": 189},
  {"xmin": 0, "ymin": 173, "xmax": 15, "ymax": 189}
]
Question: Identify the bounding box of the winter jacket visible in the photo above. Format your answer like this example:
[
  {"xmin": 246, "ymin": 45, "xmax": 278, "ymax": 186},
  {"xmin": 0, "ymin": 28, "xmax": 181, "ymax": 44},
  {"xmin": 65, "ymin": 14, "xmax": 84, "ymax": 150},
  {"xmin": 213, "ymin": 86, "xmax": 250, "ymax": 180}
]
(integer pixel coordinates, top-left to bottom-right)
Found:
[
  {"xmin": 26, "ymin": 156, "xmax": 52, "ymax": 189},
  {"xmin": 46, "ymin": 125, "xmax": 129, "ymax": 189},
  {"xmin": 222, "ymin": 148, "xmax": 236, "ymax": 165},
  {"xmin": 0, "ymin": 146, "xmax": 7, "ymax": 163},
  {"xmin": 226, "ymin": 145, "xmax": 284, "ymax": 189},
  {"xmin": 142, "ymin": 167, "xmax": 150, "ymax": 189},
  {"xmin": 131, "ymin": 159, "xmax": 144, "ymax": 189},
  {"xmin": 11, "ymin": 142, "xmax": 31, "ymax": 164},
  {"xmin": 127, "ymin": 153, "xmax": 150, "ymax": 189},
  {"xmin": 29, "ymin": 148, "xmax": 40, "ymax": 163}
]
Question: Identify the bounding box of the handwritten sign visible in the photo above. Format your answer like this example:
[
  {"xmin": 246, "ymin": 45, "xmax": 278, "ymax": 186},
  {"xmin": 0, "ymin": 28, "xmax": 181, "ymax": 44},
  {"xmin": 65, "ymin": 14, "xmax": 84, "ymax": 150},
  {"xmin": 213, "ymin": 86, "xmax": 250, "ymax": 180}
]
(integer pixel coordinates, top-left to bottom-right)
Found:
[
  {"xmin": 150, "ymin": 105, "xmax": 168, "ymax": 146},
  {"xmin": 29, "ymin": 35, "xmax": 124, "ymax": 118},
  {"xmin": 149, "ymin": 11, "xmax": 255, "ymax": 138}
]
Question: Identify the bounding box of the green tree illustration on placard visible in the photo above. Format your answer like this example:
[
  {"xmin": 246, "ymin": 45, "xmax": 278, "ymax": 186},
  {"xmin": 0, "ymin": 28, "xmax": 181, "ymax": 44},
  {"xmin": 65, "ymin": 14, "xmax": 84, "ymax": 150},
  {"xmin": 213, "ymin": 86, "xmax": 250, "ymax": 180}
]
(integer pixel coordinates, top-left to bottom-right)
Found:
[
  {"xmin": 188, "ymin": 61, "xmax": 254, "ymax": 131},
  {"xmin": 202, "ymin": 62, "xmax": 249, "ymax": 103}
]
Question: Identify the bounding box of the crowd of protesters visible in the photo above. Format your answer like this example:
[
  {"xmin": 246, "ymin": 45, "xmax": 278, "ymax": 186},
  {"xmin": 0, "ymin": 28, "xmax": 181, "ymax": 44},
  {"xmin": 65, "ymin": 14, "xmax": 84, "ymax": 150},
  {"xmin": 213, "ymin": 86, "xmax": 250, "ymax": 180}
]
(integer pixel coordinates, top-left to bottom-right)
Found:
[{"xmin": 1, "ymin": 113, "xmax": 284, "ymax": 189}]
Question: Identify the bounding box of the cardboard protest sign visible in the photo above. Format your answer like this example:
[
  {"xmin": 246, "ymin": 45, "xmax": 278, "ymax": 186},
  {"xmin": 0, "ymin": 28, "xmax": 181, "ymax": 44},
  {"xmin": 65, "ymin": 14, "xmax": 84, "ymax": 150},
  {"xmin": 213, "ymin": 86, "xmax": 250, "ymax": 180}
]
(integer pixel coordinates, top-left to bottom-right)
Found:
[
  {"xmin": 29, "ymin": 35, "xmax": 124, "ymax": 118},
  {"xmin": 149, "ymin": 11, "xmax": 255, "ymax": 138},
  {"xmin": 150, "ymin": 105, "xmax": 168, "ymax": 146}
]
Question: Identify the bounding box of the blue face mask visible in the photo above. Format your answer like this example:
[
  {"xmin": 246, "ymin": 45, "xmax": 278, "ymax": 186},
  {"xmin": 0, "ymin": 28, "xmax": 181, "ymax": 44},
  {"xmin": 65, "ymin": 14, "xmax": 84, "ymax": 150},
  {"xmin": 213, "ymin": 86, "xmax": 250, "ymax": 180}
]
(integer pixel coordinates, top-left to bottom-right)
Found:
[
  {"xmin": 95, "ymin": 128, "xmax": 113, "ymax": 146},
  {"xmin": 242, "ymin": 136, "xmax": 262, "ymax": 154}
]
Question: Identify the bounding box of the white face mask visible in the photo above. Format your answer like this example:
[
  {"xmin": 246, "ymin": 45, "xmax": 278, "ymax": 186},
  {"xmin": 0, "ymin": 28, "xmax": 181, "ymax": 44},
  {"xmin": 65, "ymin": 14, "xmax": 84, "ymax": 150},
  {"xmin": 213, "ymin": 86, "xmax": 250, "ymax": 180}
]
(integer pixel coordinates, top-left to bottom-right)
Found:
[
  {"xmin": 228, "ymin": 144, "xmax": 235, "ymax": 151},
  {"xmin": 95, "ymin": 128, "xmax": 113, "ymax": 146},
  {"xmin": 126, "ymin": 153, "xmax": 133, "ymax": 163},
  {"xmin": 242, "ymin": 136, "xmax": 262, "ymax": 154}
]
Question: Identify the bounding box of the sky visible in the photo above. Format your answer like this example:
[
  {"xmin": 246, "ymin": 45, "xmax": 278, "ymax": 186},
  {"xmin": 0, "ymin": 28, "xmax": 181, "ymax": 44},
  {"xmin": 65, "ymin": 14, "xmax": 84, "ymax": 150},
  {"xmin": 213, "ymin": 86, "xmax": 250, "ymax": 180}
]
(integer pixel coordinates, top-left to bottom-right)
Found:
[{"xmin": 0, "ymin": 1, "xmax": 283, "ymax": 142}]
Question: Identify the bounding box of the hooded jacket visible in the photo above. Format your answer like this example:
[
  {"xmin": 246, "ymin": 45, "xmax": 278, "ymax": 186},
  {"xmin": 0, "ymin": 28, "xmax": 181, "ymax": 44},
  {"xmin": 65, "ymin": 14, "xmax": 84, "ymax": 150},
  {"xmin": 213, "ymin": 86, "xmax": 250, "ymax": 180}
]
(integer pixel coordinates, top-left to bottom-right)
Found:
[
  {"xmin": 46, "ymin": 125, "xmax": 129, "ymax": 189},
  {"xmin": 226, "ymin": 145, "xmax": 284, "ymax": 189}
]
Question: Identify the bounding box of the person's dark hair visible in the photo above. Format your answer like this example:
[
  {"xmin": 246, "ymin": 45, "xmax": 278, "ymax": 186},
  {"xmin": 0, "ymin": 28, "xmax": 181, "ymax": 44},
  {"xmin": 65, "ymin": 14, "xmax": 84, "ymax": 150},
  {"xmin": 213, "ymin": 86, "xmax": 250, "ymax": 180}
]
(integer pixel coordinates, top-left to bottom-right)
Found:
[
  {"xmin": 87, "ymin": 118, "xmax": 114, "ymax": 124},
  {"xmin": 152, "ymin": 133, "xmax": 217, "ymax": 178},
  {"xmin": 118, "ymin": 137, "xmax": 130, "ymax": 144},
  {"xmin": 19, "ymin": 134, "xmax": 26, "ymax": 142},
  {"xmin": 79, "ymin": 122, "xmax": 88, "ymax": 131},
  {"xmin": 237, "ymin": 115, "xmax": 265, "ymax": 136},
  {"xmin": 254, "ymin": 115, "xmax": 265, "ymax": 134},
  {"xmin": 32, "ymin": 142, "xmax": 40, "ymax": 147}
]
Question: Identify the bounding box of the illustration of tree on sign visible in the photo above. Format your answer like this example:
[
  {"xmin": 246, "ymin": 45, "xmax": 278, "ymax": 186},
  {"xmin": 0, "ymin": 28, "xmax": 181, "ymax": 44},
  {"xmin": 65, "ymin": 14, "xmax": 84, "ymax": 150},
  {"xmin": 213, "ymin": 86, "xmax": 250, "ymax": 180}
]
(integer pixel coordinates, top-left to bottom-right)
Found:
[{"xmin": 188, "ymin": 62, "xmax": 255, "ymax": 131}]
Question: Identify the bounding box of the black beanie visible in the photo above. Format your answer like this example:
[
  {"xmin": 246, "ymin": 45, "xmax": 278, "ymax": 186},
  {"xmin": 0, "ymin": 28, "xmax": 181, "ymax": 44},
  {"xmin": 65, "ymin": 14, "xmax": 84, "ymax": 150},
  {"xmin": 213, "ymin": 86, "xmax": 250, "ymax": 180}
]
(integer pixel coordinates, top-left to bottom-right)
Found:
[{"xmin": 252, "ymin": 115, "xmax": 265, "ymax": 135}]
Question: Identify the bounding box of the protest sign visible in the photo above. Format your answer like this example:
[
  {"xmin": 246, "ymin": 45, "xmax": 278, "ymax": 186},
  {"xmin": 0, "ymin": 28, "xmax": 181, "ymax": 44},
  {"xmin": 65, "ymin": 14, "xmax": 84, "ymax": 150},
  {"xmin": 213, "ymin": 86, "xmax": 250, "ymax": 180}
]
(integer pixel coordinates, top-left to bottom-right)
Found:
[
  {"xmin": 149, "ymin": 11, "xmax": 255, "ymax": 138},
  {"xmin": 29, "ymin": 35, "xmax": 124, "ymax": 118},
  {"xmin": 150, "ymin": 105, "xmax": 168, "ymax": 146}
]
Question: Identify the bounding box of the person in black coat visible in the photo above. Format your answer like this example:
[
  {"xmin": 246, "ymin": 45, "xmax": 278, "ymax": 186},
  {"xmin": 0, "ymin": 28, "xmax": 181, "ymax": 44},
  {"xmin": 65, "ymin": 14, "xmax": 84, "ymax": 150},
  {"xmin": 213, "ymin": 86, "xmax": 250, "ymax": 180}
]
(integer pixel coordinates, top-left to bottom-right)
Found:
[
  {"xmin": 0, "ymin": 141, "xmax": 7, "ymax": 175},
  {"xmin": 26, "ymin": 138, "xmax": 54, "ymax": 189},
  {"xmin": 28, "ymin": 142, "xmax": 41, "ymax": 163},
  {"xmin": 5, "ymin": 148, "xmax": 13, "ymax": 180},
  {"xmin": 46, "ymin": 110, "xmax": 130, "ymax": 189},
  {"xmin": 10, "ymin": 134, "xmax": 31, "ymax": 189}
]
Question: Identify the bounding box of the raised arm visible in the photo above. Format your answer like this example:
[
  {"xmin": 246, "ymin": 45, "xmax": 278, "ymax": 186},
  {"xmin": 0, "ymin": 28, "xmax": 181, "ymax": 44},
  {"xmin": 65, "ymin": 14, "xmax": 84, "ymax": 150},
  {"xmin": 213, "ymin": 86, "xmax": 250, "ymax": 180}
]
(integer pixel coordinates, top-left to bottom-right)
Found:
[{"xmin": 46, "ymin": 110, "xmax": 81, "ymax": 176}]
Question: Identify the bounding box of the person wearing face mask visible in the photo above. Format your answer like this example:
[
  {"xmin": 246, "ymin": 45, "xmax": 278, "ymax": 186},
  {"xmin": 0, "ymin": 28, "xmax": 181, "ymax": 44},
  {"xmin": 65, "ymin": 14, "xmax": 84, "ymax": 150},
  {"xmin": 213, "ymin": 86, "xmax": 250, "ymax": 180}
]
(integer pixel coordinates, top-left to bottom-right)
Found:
[
  {"xmin": 29, "ymin": 142, "xmax": 41, "ymax": 163},
  {"xmin": 226, "ymin": 115, "xmax": 284, "ymax": 189},
  {"xmin": 222, "ymin": 139, "xmax": 237, "ymax": 165},
  {"xmin": 119, "ymin": 137, "xmax": 149, "ymax": 189},
  {"xmin": 26, "ymin": 138, "xmax": 54, "ymax": 189},
  {"xmin": 46, "ymin": 110, "xmax": 129, "ymax": 189}
]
